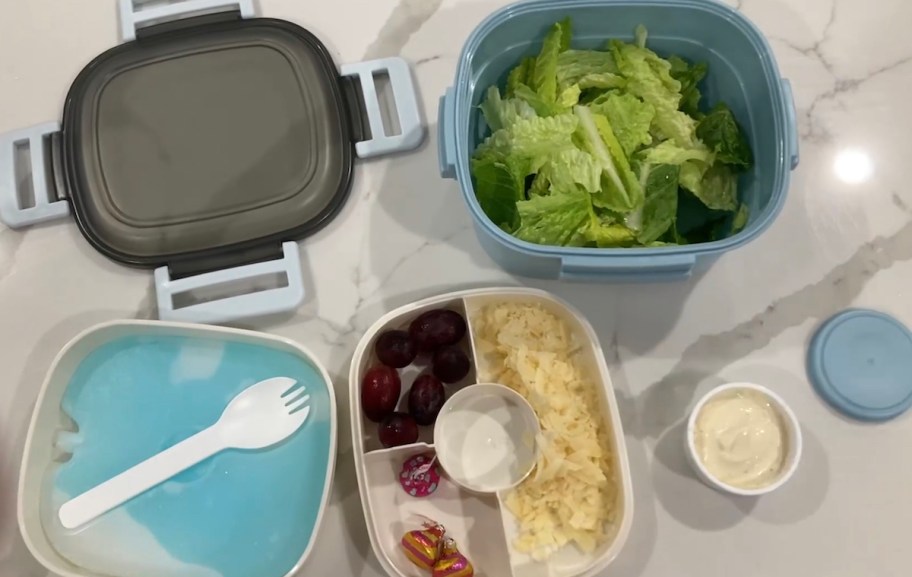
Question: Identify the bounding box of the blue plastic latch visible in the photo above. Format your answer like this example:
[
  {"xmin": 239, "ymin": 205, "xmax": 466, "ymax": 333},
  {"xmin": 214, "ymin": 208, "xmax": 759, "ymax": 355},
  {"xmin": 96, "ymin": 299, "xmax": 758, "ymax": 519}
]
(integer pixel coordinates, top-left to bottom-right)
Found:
[
  {"xmin": 807, "ymin": 309, "xmax": 912, "ymax": 422},
  {"xmin": 781, "ymin": 79, "xmax": 800, "ymax": 170}
]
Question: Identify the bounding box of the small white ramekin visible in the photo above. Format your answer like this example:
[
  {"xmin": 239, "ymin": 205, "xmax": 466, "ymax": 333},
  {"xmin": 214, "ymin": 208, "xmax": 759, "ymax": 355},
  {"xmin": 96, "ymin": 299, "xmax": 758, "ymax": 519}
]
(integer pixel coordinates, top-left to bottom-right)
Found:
[
  {"xmin": 434, "ymin": 382, "xmax": 540, "ymax": 494},
  {"xmin": 685, "ymin": 382, "xmax": 803, "ymax": 497}
]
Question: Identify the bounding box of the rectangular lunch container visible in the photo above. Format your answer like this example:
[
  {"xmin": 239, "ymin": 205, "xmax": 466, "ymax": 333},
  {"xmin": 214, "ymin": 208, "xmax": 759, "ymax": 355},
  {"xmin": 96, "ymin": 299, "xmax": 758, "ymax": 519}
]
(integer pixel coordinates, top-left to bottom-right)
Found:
[
  {"xmin": 18, "ymin": 320, "xmax": 337, "ymax": 577},
  {"xmin": 438, "ymin": 0, "xmax": 799, "ymax": 282},
  {"xmin": 0, "ymin": 0, "xmax": 424, "ymax": 324},
  {"xmin": 350, "ymin": 287, "xmax": 634, "ymax": 577}
]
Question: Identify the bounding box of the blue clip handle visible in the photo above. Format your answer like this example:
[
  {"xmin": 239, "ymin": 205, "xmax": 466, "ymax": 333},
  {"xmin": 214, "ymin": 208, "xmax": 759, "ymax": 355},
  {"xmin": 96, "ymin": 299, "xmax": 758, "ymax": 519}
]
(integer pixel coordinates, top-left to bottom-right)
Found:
[
  {"xmin": 560, "ymin": 253, "xmax": 696, "ymax": 283},
  {"xmin": 438, "ymin": 87, "xmax": 457, "ymax": 179},
  {"xmin": 154, "ymin": 242, "xmax": 305, "ymax": 324},
  {"xmin": 781, "ymin": 78, "xmax": 800, "ymax": 170},
  {"xmin": 341, "ymin": 58, "xmax": 425, "ymax": 158},
  {"xmin": 0, "ymin": 122, "xmax": 70, "ymax": 229}
]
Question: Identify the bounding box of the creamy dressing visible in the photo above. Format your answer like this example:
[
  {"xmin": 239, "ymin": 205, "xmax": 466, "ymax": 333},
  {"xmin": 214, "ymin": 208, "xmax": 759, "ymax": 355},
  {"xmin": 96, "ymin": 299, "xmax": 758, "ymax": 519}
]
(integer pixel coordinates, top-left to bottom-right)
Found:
[{"xmin": 694, "ymin": 389, "xmax": 787, "ymax": 489}]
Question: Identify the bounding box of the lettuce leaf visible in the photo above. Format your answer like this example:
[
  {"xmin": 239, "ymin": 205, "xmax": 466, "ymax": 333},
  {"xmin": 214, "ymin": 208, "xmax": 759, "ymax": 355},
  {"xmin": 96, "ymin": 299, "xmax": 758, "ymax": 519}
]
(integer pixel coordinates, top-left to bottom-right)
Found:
[
  {"xmin": 731, "ymin": 203, "xmax": 750, "ymax": 235},
  {"xmin": 532, "ymin": 22, "xmax": 564, "ymax": 104},
  {"xmin": 669, "ymin": 56, "xmax": 707, "ymax": 118},
  {"xmin": 610, "ymin": 40, "xmax": 701, "ymax": 149},
  {"xmin": 574, "ymin": 106, "xmax": 643, "ymax": 212},
  {"xmin": 471, "ymin": 157, "xmax": 525, "ymax": 232},
  {"xmin": 513, "ymin": 84, "xmax": 565, "ymax": 116},
  {"xmin": 556, "ymin": 50, "xmax": 618, "ymax": 90},
  {"xmin": 558, "ymin": 84, "xmax": 582, "ymax": 108},
  {"xmin": 694, "ymin": 163, "xmax": 739, "ymax": 211},
  {"xmin": 558, "ymin": 17, "xmax": 573, "ymax": 52},
  {"xmin": 577, "ymin": 73, "xmax": 625, "ymax": 90},
  {"xmin": 696, "ymin": 103, "xmax": 754, "ymax": 171},
  {"xmin": 590, "ymin": 92, "xmax": 655, "ymax": 156},
  {"xmin": 637, "ymin": 164, "xmax": 680, "ymax": 244},
  {"xmin": 515, "ymin": 190, "xmax": 592, "ymax": 246},
  {"xmin": 506, "ymin": 57, "xmax": 536, "ymax": 98},
  {"xmin": 528, "ymin": 171, "xmax": 550, "ymax": 197},
  {"xmin": 639, "ymin": 139, "xmax": 714, "ymax": 166},
  {"xmin": 474, "ymin": 113, "xmax": 580, "ymax": 177},
  {"xmin": 541, "ymin": 148, "xmax": 602, "ymax": 194},
  {"xmin": 585, "ymin": 222, "xmax": 637, "ymax": 247},
  {"xmin": 479, "ymin": 86, "xmax": 536, "ymax": 132}
]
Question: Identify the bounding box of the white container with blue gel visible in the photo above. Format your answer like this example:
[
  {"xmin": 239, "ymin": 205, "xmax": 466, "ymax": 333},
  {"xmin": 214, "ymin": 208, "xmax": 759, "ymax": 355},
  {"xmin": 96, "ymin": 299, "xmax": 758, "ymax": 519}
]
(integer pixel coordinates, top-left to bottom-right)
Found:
[{"xmin": 17, "ymin": 321, "xmax": 337, "ymax": 577}]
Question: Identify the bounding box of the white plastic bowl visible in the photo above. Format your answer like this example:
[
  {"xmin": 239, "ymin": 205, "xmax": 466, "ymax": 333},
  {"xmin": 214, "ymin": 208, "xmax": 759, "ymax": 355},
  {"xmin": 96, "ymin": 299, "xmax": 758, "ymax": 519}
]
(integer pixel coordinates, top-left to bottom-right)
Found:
[
  {"xmin": 685, "ymin": 382, "xmax": 802, "ymax": 497},
  {"xmin": 434, "ymin": 383, "xmax": 541, "ymax": 494}
]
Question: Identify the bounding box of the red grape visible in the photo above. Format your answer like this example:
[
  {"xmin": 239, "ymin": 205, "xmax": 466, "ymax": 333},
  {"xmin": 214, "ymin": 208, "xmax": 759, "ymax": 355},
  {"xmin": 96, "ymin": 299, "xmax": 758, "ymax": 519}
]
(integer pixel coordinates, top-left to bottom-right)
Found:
[
  {"xmin": 361, "ymin": 366, "xmax": 401, "ymax": 422},
  {"xmin": 408, "ymin": 309, "xmax": 467, "ymax": 353},
  {"xmin": 432, "ymin": 346, "xmax": 471, "ymax": 384},
  {"xmin": 374, "ymin": 330, "xmax": 417, "ymax": 368},
  {"xmin": 408, "ymin": 374, "xmax": 446, "ymax": 426},
  {"xmin": 378, "ymin": 412, "xmax": 419, "ymax": 448}
]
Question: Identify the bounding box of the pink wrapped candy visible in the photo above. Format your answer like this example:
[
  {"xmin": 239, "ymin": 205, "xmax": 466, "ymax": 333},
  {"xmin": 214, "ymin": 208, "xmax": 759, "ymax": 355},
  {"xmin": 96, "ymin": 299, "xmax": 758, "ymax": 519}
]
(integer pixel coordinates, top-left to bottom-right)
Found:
[{"xmin": 399, "ymin": 453, "xmax": 441, "ymax": 497}]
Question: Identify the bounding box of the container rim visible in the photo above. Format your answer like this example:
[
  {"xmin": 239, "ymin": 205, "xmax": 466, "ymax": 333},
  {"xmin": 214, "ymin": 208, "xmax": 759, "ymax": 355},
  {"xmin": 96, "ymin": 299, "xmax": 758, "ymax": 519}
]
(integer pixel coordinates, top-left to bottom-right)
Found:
[{"xmin": 452, "ymin": 0, "xmax": 791, "ymax": 260}]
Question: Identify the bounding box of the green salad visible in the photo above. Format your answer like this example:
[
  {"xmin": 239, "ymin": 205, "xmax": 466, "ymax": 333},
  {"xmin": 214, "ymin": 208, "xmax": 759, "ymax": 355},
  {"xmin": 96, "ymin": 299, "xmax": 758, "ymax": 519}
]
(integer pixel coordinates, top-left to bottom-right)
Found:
[{"xmin": 471, "ymin": 19, "xmax": 753, "ymax": 248}]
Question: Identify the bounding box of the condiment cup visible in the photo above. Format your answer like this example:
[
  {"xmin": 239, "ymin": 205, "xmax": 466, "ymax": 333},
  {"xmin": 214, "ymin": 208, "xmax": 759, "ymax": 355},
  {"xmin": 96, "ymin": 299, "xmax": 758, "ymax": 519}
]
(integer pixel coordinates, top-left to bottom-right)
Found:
[
  {"xmin": 433, "ymin": 383, "xmax": 540, "ymax": 494},
  {"xmin": 685, "ymin": 382, "xmax": 803, "ymax": 497}
]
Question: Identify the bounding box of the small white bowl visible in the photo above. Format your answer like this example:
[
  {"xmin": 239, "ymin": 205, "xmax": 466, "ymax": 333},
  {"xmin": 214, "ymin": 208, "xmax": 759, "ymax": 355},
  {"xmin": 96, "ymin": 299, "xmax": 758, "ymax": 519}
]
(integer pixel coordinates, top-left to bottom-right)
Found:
[
  {"xmin": 685, "ymin": 382, "xmax": 802, "ymax": 497},
  {"xmin": 433, "ymin": 383, "xmax": 540, "ymax": 494}
]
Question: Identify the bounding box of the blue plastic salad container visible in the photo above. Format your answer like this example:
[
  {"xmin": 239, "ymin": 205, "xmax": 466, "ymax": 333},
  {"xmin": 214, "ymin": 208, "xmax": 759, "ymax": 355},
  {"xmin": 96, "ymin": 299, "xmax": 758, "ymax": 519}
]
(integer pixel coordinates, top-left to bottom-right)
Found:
[{"xmin": 438, "ymin": 0, "xmax": 799, "ymax": 282}]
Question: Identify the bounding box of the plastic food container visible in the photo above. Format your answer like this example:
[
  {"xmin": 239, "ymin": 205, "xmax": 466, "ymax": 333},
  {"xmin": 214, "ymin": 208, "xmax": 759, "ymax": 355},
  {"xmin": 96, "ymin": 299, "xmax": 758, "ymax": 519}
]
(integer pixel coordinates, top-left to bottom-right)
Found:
[
  {"xmin": 438, "ymin": 0, "xmax": 799, "ymax": 282},
  {"xmin": 0, "ymin": 0, "xmax": 424, "ymax": 324},
  {"xmin": 18, "ymin": 320, "xmax": 337, "ymax": 577},
  {"xmin": 685, "ymin": 382, "xmax": 802, "ymax": 496},
  {"xmin": 350, "ymin": 287, "xmax": 633, "ymax": 577}
]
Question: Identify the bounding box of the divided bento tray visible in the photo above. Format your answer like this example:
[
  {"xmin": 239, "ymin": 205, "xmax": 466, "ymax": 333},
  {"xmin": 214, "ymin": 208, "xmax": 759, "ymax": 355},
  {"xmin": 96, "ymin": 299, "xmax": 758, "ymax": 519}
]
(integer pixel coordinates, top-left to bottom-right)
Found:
[{"xmin": 350, "ymin": 288, "xmax": 633, "ymax": 577}]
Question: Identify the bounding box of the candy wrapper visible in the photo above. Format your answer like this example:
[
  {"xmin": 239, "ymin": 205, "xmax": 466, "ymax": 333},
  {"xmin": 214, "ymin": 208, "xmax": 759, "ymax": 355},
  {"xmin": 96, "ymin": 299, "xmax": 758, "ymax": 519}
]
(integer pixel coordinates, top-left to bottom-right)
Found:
[
  {"xmin": 400, "ymin": 522, "xmax": 445, "ymax": 571},
  {"xmin": 433, "ymin": 538, "xmax": 474, "ymax": 577},
  {"xmin": 399, "ymin": 453, "xmax": 441, "ymax": 497}
]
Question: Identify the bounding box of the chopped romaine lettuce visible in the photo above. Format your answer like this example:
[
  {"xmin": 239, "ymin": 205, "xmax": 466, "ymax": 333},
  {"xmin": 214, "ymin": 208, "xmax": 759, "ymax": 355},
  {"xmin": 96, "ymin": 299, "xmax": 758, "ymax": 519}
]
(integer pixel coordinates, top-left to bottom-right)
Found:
[
  {"xmin": 532, "ymin": 22, "xmax": 565, "ymax": 104},
  {"xmin": 479, "ymin": 86, "xmax": 536, "ymax": 132},
  {"xmin": 637, "ymin": 164, "xmax": 679, "ymax": 244},
  {"xmin": 469, "ymin": 21, "xmax": 754, "ymax": 249},
  {"xmin": 575, "ymin": 106, "xmax": 642, "ymax": 211},
  {"xmin": 731, "ymin": 203, "xmax": 750, "ymax": 235},
  {"xmin": 691, "ymin": 163, "xmax": 739, "ymax": 212},
  {"xmin": 586, "ymin": 222, "xmax": 637, "ymax": 247},
  {"xmin": 514, "ymin": 190, "xmax": 592, "ymax": 246},
  {"xmin": 696, "ymin": 103, "xmax": 754, "ymax": 171},
  {"xmin": 474, "ymin": 113, "xmax": 580, "ymax": 178},
  {"xmin": 506, "ymin": 57, "xmax": 536, "ymax": 98},
  {"xmin": 471, "ymin": 157, "xmax": 524, "ymax": 232},
  {"xmin": 590, "ymin": 92, "xmax": 655, "ymax": 156},
  {"xmin": 669, "ymin": 56, "xmax": 707, "ymax": 118},
  {"xmin": 556, "ymin": 50, "xmax": 619, "ymax": 91}
]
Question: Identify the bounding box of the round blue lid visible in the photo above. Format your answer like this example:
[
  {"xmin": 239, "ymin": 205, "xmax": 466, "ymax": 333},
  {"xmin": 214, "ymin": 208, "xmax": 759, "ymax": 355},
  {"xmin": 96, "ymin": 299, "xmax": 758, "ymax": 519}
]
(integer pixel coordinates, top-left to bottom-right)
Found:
[{"xmin": 808, "ymin": 309, "xmax": 912, "ymax": 421}]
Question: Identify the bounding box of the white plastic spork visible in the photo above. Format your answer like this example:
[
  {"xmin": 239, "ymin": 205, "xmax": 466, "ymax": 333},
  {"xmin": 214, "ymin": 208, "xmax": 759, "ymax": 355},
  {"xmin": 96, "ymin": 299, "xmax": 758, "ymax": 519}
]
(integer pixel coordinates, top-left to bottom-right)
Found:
[{"xmin": 58, "ymin": 376, "xmax": 311, "ymax": 530}]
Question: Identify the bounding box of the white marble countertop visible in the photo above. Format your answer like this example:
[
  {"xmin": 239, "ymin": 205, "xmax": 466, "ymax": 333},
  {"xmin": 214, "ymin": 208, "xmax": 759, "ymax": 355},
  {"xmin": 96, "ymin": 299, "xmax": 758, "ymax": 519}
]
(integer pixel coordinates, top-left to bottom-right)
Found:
[{"xmin": 1, "ymin": 0, "xmax": 910, "ymax": 576}]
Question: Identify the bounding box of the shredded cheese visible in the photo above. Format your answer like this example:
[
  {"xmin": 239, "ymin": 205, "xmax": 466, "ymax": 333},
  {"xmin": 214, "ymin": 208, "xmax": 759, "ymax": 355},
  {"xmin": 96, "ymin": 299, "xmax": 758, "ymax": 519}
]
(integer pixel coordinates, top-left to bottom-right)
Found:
[{"xmin": 473, "ymin": 301, "xmax": 618, "ymax": 561}]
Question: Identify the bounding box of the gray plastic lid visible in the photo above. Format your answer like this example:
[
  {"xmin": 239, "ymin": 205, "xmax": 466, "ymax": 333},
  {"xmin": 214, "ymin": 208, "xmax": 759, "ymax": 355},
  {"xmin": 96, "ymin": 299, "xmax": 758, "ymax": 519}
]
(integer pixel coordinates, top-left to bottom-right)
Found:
[
  {"xmin": 61, "ymin": 14, "xmax": 363, "ymax": 273},
  {"xmin": 807, "ymin": 309, "xmax": 912, "ymax": 421}
]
